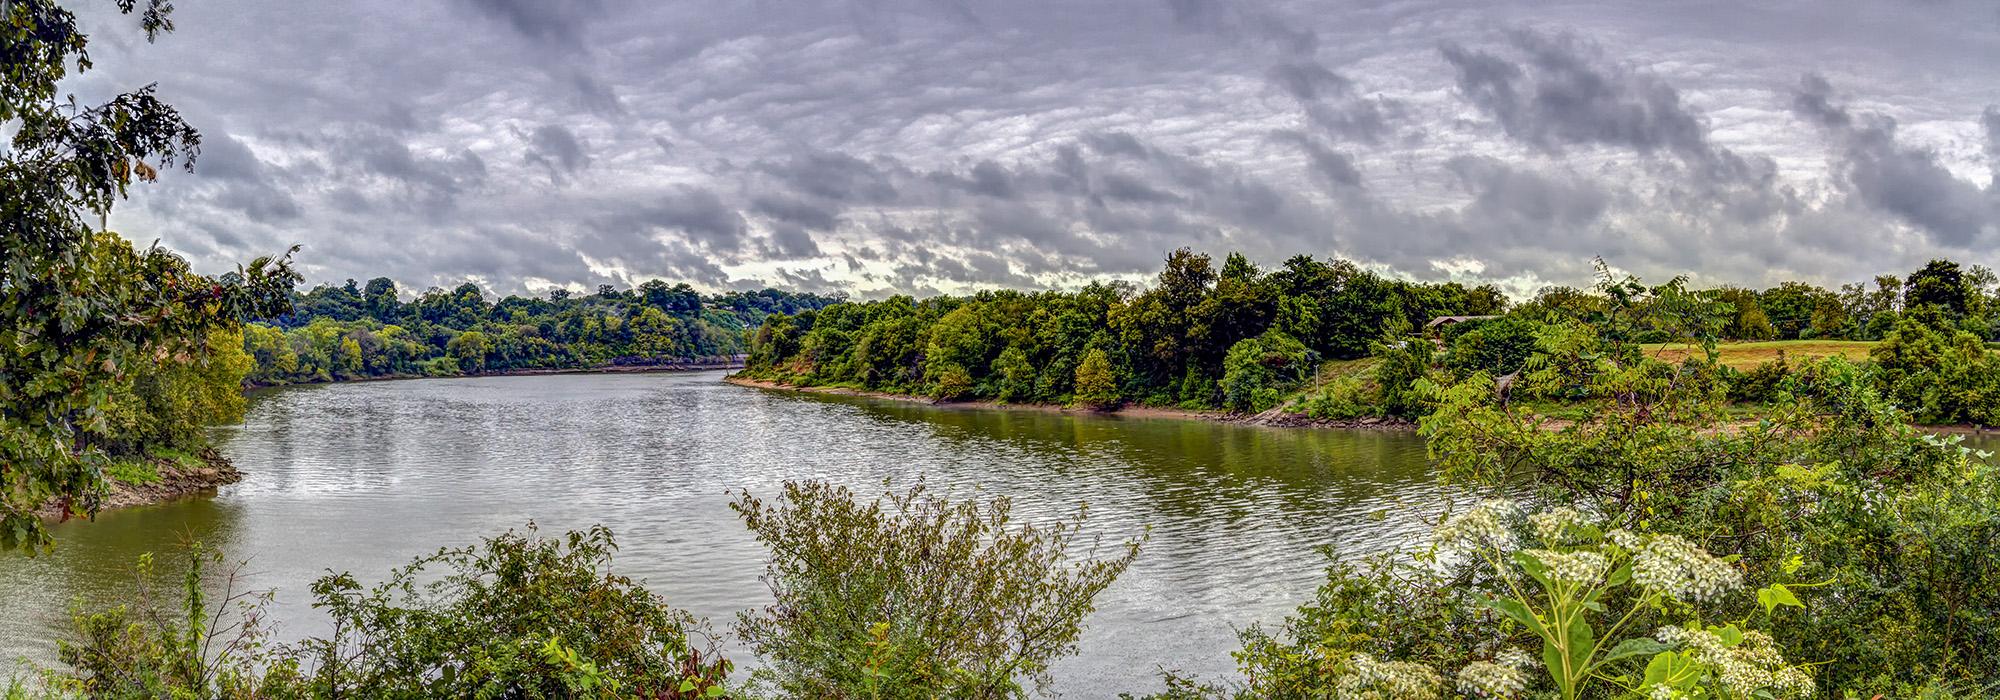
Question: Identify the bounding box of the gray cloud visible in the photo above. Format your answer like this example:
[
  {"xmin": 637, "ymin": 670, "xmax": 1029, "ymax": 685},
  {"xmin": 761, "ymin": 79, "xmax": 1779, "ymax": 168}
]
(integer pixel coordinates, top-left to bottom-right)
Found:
[
  {"xmin": 1789, "ymin": 73, "xmax": 1998, "ymax": 247},
  {"xmin": 523, "ymin": 124, "xmax": 592, "ymax": 183},
  {"xmin": 75, "ymin": 0, "xmax": 2000, "ymax": 301}
]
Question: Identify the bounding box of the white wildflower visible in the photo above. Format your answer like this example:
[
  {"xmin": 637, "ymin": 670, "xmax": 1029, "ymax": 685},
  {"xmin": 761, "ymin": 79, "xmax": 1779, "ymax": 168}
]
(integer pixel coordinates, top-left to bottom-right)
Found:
[
  {"xmin": 1645, "ymin": 684, "xmax": 1686, "ymax": 700},
  {"xmin": 1455, "ymin": 659, "xmax": 1529, "ymax": 698},
  {"xmin": 1435, "ymin": 499, "xmax": 1520, "ymax": 552},
  {"xmin": 1528, "ymin": 506, "xmax": 1589, "ymax": 543},
  {"xmin": 1630, "ymin": 534, "xmax": 1742, "ymax": 602},
  {"xmin": 1653, "ymin": 627, "xmax": 1815, "ymax": 699},
  {"xmin": 1523, "ymin": 548, "xmax": 1609, "ymax": 585},
  {"xmin": 1494, "ymin": 647, "xmax": 1533, "ymax": 670},
  {"xmin": 1607, "ymin": 528, "xmax": 1642, "ymax": 551},
  {"xmin": 1336, "ymin": 653, "xmax": 1444, "ymax": 700}
]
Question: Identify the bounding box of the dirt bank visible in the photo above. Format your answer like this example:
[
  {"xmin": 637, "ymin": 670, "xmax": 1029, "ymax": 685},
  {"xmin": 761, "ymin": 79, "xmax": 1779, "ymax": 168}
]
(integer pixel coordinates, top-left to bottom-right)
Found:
[
  {"xmin": 37, "ymin": 448, "xmax": 243, "ymax": 520},
  {"xmin": 722, "ymin": 375, "xmax": 1419, "ymax": 431}
]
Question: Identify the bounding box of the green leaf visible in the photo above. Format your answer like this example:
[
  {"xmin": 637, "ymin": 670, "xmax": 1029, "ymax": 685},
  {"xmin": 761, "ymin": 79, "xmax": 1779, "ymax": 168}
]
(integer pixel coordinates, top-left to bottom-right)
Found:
[
  {"xmin": 1565, "ymin": 611, "xmax": 1596, "ymax": 681},
  {"xmin": 1605, "ymin": 561, "xmax": 1632, "ymax": 587},
  {"xmin": 1486, "ymin": 596, "xmax": 1547, "ymax": 638},
  {"xmin": 1513, "ymin": 550, "xmax": 1553, "ymax": 589},
  {"xmin": 1757, "ymin": 583, "xmax": 1803, "ymax": 615},
  {"xmin": 1600, "ymin": 637, "xmax": 1672, "ymax": 665}
]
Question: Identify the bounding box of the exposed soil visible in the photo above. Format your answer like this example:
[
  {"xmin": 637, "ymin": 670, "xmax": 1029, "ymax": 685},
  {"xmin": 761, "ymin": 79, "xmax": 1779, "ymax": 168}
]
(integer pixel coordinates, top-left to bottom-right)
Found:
[
  {"xmin": 723, "ymin": 375, "xmax": 1419, "ymax": 431},
  {"xmin": 37, "ymin": 448, "xmax": 243, "ymax": 520}
]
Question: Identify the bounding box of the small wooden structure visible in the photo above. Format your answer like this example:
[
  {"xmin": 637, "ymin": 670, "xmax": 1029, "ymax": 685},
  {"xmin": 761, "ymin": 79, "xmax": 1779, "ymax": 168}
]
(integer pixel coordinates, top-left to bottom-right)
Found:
[{"xmin": 1424, "ymin": 315, "xmax": 1500, "ymax": 333}]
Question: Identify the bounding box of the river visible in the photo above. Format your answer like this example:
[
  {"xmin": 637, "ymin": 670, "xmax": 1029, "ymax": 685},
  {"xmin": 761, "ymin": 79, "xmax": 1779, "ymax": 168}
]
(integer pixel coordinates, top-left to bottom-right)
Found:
[{"xmin": 0, "ymin": 371, "xmax": 1450, "ymax": 695}]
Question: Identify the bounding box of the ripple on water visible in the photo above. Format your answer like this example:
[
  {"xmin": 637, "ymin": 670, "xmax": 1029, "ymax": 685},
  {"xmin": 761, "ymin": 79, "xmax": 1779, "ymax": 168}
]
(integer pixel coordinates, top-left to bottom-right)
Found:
[{"xmin": 0, "ymin": 372, "xmax": 1451, "ymax": 696}]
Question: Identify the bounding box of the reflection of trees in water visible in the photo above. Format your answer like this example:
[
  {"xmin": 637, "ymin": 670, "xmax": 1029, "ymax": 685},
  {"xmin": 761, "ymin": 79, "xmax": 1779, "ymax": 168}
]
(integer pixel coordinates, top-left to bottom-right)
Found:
[
  {"xmin": 800, "ymin": 392, "xmax": 1445, "ymax": 557},
  {"xmin": 0, "ymin": 498, "xmax": 250, "ymax": 667}
]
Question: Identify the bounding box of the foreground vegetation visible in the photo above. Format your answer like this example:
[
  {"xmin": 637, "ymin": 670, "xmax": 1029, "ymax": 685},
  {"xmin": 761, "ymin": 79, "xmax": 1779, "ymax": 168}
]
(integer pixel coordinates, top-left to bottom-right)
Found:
[{"xmin": 0, "ymin": 0, "xmax": 298, "ymax": 550}]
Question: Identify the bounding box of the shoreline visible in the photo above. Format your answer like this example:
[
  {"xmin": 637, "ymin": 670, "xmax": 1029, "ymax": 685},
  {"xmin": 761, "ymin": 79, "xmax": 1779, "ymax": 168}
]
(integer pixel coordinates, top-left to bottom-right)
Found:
[
  {"xmin": 37, "ymin": 448, "xmax": 242, "ymax": 521},
  {"xmin": 721, "ymin": 375, "xmax": 1420, "ymax": 431},
  {"xmin": 248, "ymin": 362, "xmax": 743, "ymax": 390}
]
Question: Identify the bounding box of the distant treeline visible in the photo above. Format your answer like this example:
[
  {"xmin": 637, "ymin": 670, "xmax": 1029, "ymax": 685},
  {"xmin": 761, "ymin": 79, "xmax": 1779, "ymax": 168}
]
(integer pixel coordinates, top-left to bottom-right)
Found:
[{"xmin": 244, "ymin": 279, "xmax": 843, "ymax": 385}]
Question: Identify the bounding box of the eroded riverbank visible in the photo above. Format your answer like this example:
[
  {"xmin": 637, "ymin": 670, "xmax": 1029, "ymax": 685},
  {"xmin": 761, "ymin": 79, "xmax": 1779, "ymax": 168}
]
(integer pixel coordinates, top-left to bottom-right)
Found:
[{"xmin": 722, "ymin": 374, "xmax": 1419, "ymax": 431}]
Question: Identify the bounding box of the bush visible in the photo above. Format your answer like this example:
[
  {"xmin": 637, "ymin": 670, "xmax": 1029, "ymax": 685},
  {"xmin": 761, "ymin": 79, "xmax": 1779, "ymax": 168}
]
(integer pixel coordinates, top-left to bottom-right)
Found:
[
  {"xmin": 1724, "ymin": 356, "xmax": 1791, "ymax": 404},
  {"xmin": 928, "ymin": 362, "xmax": 974, "ymax": 401},
  {"xmin": 33, "ymin": 527, "xmax": 729, "ymax": 699},
  {"xmin": 1440, "ymin": 315, "xmax": 1539, "ymax": 381},
  {"xmin": 1298, "ymin": 373, "xmax": 1382, "ymax": 420},
  {"xmin": 293, "ymin": 524, "xmax": 729, "ymax": 698},
  {"xmin": 1369, "ymin": 336, "xmax": 1434, "ymax": 418},
  {"xmin": 1218, "ymin": 330, "xmax": 1313, "ymax": 413},
  {"xmin": 1870, "ymin": 310, "xmax": 2000, "ymax": 425},
  {"xmin": 731, "ymin": 480, "xmax": 1141, "ymax": 699}
]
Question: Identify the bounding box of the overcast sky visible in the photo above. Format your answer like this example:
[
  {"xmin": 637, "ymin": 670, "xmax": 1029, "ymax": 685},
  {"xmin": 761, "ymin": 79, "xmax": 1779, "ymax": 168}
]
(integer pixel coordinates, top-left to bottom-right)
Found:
[{"xmin": 72, "ymin": 0, "xmax": 2000, "ymax": 299}]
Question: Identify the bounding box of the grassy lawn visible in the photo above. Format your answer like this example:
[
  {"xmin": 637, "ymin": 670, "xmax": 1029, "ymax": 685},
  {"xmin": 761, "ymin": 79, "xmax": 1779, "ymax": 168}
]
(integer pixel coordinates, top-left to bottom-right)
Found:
[{"xmin": 1643, "ymin": 340, "xmax": 1878, "ymax": 369}]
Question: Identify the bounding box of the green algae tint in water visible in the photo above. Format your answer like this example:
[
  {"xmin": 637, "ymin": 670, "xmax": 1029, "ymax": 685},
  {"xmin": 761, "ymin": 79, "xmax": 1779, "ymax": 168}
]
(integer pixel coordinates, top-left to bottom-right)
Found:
[{"xmin": 0, "ymin": 371, "xmax": 1447, "ymax": 695}]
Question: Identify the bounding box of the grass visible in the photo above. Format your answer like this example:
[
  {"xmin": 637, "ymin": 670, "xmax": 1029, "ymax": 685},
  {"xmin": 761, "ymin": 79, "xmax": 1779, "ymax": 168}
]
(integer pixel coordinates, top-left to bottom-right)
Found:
[{"xmin": 1642, "ymin": 340, "xmax": 1878, "ymax": 369}]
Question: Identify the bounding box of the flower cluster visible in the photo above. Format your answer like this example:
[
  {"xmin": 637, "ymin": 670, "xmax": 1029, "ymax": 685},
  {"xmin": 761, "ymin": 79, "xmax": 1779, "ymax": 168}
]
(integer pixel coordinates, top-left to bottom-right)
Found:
[
  {"xmin": 1655, "ymin": 626, "xmax": 1815, "ymax": 698},
  {"xmin": 1336, "ymin": 652, "xmax": 1445, "ymax": 700},
  {"xmin": 1454, "ymin": 647, "xmax": 1533, "ymax": 699},
  {"xmin": 1627, "ymin": 532, "xmax": 1742, "ymax": 602},
  {"xmin": 1435, "ymin": 499, "xmax": 1520, "ymax": 552},
  {"xmin": 1522, "ymin": 548, "xmax": 1610, "ymax": 585},
  {"xmin": 1527, "ymin": 506, "xmax": 1588, "ymax": 544}
]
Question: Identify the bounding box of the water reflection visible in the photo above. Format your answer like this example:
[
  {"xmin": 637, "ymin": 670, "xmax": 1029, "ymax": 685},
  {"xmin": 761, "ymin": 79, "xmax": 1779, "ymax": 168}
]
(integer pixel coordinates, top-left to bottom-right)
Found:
[{"xmin": 1, "ymin": 372, "xmax": 1447, "ymax": 695}]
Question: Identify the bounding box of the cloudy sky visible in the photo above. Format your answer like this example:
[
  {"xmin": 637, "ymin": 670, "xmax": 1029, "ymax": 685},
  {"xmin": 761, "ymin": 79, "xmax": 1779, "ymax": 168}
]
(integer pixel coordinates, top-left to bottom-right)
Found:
[{"xmin": 72, "ymin": 0, "xmax": 2000, "ymax": 298}]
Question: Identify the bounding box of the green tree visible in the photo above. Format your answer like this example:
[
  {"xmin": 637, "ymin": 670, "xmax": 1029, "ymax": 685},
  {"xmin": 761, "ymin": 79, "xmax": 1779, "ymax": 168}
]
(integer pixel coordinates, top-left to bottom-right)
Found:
[
  {"xmin": 1906, "ymin": 258, "xmax": 1971, "ymax": 319},
  {"xmin": 1073, "ymin": 348, "xmax": 1120, "ymax": 409},
  {"xmin": 1, "ymin": 0, "xmax": 297, "ymax": 549},
  {"xmin": 446, "ymin": 331, "xmax": 492, "ymax": 372},
  {"xmin": 990, "ymin": 345, "xmax": 1036, "ymax": 403}
]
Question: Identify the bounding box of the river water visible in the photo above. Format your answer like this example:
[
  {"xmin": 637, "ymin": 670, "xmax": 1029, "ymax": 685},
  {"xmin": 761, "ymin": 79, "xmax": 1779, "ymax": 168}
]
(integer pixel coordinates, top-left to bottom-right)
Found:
[{"xmin": 0, "ymin": 371, "xmax": 1450, "ymax": 695}]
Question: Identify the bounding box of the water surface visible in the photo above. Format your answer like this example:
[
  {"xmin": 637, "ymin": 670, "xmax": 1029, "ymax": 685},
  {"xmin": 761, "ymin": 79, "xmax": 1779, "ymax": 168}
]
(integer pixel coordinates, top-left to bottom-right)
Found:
[{"xmin": 1, "ymin": 371, "xmax": 1447, "ymax": 695}]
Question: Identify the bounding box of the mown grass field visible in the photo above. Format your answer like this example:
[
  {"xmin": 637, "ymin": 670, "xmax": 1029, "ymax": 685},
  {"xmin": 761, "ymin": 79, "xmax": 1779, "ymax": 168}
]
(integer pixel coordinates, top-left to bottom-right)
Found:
[{"xmin": 1643, "ymin": 340, "xmax": 1879, "ymax": 369}]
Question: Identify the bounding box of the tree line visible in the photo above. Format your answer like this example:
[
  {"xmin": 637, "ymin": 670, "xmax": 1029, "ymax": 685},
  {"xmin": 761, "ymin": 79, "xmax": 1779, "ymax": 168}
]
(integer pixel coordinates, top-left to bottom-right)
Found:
[
  {"xmin": 743, "ymin": 250, "xmax": 1508, "ymax": 408},
  {"xmin": 242, "ymin": 280, "xmax": 842, "ymax": 385},
  {"xmin": 743, "ymin": 251, "xmax": 2000, "ymax": 425}
]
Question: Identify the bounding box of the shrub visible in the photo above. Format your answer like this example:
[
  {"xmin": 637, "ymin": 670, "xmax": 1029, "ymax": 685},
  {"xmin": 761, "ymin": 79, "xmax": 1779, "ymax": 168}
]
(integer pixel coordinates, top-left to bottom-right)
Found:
[
  {"xmin": 1440, "ymin": 315, "xmax": 1539, "ymax": 381},
  {"xmin": 1299, "ymin": 373, "xmax": 1381, "ymax": 420},
  {"xmin": 1369, "ymin": 336, "xmax": 1434, "ymax": 418},
  {"xmin": 292, "ymin": 524, "xmax": 729, "ymax": 698},
  {"xmin": 928, "ymin": 362, "xmax": 974, "ymax": 401},
  {"xmin": 36, "ymin": 527, "xmax": 730, "ymax": 699},
  {"xmin": 37, "ymin": 544, "xmax": 299, "ymax": 699},
  {"xmin": 1723, "ymin": 355, "xmax": 1790, "ymax": 404},
  {"xmin": 1218, "ymin": 330, "xmax": 1313, "ymax": 413},
  {"xmin": 731, "ymin": 480, "xmax": 1141, "ymax": 699},
  {"xmin": 1870, "ymin": 310, "xmax": 2000, "ymax": 425}
]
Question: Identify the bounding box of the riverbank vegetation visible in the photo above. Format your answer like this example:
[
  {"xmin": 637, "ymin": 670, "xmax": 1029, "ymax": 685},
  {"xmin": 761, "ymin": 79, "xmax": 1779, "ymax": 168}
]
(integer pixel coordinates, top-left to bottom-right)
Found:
[
  {"xmin": 11, "ymin": 482, "xmax": 1141, "ymax": 700},
  {"xmin": 741, "ymin": 251, "xmax": 2000, "ymax": 427},
  {"xmin": 0, "ymin": 0, "xmax": 298, "ymax": 550},
  {"xmin": 241, "ymin": 282, "xmax": 840, "ymax": 386}
]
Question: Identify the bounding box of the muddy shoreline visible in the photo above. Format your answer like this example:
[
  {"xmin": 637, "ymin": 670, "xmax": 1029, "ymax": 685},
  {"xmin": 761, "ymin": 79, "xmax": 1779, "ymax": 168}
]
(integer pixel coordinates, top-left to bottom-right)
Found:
[
  {"xmin": 248, "ymin": 362, "xmax": 744, "ymax": 390},
  {"xmin": 721, "ymin": 375, "xmax": 1420, "ymax": 431},
  {"xmin": 37, "ymin": 448, "xmax": 243, "ymax": 520}
]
